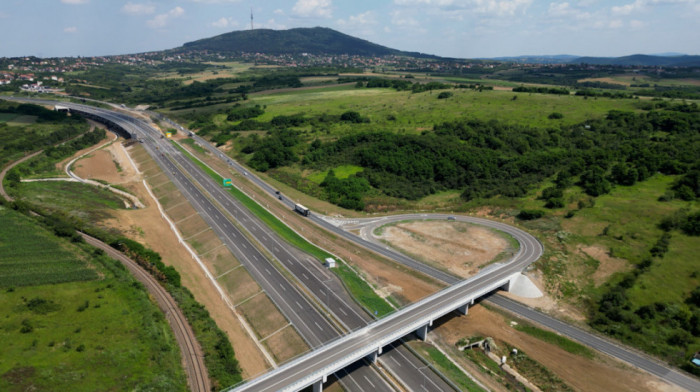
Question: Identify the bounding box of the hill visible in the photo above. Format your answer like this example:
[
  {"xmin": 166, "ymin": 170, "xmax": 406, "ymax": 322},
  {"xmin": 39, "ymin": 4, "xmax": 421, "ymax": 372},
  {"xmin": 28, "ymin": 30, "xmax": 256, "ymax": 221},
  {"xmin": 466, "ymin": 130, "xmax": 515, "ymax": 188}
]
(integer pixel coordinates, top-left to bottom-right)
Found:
[
  {"xmin": 574, "ymin": 54, "xmax": 700, "ymax": 67},
  {"xmin": 482, "ymin": 54, "xmax": 700, "ymax": 66},
  {"xmin": 181, "ymin": 27, "xmax": 439, "ymax": 58}
]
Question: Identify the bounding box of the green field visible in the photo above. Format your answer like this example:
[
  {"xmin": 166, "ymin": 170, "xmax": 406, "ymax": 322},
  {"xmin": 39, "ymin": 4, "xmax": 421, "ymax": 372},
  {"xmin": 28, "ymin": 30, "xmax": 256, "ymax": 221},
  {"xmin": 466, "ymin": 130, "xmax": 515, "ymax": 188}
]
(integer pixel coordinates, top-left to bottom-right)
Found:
[
  {"xmin": 0, "ymin": 112, "xmax": 19, "ymax": 122},
  {"xmin": 558, "ymin": 175, "xmax": 697, "ymax": 304},
  {"xmin": 0, "ymin": 207, "xmax": 187, "ymax": 391},
  {"xmin": 0, "ymin": 206, "xmax": 97, "ymax": 287},
  {"xmin": 243, "ymin": 86, "xmax": 640, "ymax": 131},
  {"xmin": 11, "ymin": 181, "xmax": 125, "ymax": 221},
  {"xmin": 306, "ymin": 164, "xmax": 364, "ymax": 184}
]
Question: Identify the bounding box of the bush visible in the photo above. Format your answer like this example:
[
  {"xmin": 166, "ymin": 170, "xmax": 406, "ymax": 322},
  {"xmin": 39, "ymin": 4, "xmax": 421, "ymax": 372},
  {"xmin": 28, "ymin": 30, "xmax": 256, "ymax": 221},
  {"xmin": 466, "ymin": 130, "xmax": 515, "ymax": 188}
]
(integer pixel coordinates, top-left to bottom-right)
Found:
[
  {"xmin": 517, "ymin": 209, "xmax": 544, "ymax": 220},
  {"xmin": 437, "ymin": 91, "xmax": 453, "ymax": 99},
  {"xmin": 340, "ymin": 111, "xmax": 367, "ymax": 123},
  {"xmin": 548, "ymin": 112, "xmax": 564, "ymax": 119}
]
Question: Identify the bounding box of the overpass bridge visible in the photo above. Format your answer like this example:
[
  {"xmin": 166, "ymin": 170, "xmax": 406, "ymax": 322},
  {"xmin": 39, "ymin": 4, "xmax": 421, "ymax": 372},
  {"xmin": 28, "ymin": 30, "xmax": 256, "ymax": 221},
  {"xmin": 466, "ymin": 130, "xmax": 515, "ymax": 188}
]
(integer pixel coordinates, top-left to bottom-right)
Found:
[
  {"xmin": 228, "ymin": 228, "xmax": 541, "ymax": 392},
  {"xmin": 49, "ymin": 100, "xmax": 544, "ymax": 392},
  {"xmin": 56, "ymin": 105, "xmax": 137, "ymax": 139}
]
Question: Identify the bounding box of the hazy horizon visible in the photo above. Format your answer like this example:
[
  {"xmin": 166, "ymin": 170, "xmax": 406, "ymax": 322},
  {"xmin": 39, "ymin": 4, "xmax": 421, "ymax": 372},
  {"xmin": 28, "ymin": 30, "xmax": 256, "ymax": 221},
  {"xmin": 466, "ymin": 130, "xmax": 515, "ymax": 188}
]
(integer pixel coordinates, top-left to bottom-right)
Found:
[{"xmin": 0, "ymin": 0, "xmax": 698, "ymax": 59}]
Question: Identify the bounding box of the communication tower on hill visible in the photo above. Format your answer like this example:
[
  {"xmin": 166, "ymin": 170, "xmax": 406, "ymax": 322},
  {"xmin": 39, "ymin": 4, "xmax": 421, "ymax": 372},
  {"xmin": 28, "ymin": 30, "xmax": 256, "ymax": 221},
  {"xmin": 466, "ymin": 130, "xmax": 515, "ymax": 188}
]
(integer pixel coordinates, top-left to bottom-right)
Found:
[{"xmin": 250, "ymin": 7, "xmax": 254, "ymax": 30}]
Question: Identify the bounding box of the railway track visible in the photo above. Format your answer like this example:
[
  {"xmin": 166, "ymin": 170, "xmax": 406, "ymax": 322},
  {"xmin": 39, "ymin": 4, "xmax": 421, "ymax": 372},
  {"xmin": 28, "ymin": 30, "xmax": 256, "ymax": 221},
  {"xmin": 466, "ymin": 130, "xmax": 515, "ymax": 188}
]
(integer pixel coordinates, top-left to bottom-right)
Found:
[{"xmin": 81, "ymin": 233, "xmax": 211, "ymax": 392}]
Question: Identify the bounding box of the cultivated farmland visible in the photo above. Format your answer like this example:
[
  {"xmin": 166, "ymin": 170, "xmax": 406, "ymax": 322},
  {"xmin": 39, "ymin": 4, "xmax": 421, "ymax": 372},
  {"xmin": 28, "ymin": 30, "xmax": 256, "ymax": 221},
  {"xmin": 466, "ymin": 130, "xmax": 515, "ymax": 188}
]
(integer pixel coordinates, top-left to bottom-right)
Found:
[{"xmin": 0, "ymin": 206, "xmax": 97, "ymax": 287}]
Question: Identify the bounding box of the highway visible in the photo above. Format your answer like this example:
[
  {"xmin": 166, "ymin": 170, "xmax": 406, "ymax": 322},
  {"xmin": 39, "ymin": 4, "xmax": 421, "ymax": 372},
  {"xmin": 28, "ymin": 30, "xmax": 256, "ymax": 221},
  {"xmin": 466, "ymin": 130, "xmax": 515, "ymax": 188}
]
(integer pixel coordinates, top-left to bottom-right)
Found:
[
  {"xmin": 10, "ymin": 98, "xmax": 698, "ymax": 391},
  {"xmin": 179, "ymin": 118, "xmax": 700, "ymax": 392},
  {"xmin": 42, "ymin": 99, "xmax": 460, "ymax": 391},
  {"xmin": 76, "ymin": 105, "xmax": 398, "ymax": 392}
]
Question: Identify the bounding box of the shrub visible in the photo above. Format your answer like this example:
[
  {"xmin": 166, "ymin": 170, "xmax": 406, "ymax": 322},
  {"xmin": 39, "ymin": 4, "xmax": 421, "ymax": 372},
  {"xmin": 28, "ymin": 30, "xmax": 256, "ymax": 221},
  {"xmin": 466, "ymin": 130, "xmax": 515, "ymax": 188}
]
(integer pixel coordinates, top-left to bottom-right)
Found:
[{"xmin": 517, "ymin": 209, "xmax": 544, "ymax": 220}]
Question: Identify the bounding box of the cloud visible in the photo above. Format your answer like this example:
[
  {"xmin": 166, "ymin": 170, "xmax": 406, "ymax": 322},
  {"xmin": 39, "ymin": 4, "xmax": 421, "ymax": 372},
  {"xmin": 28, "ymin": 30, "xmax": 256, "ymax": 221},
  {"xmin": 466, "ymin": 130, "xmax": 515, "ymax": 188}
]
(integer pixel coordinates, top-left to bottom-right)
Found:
[
  {"xmin": 390, "ymin": 10, "xmax": 420, "ymax": 27},
  {"xmin": 211, "ymin": 17, "xmax": 239, "ymax": 28},
  {"xmin": 394, "ymin": 0, "xmax": 533, "ymax": 16},
  {"xmin": 608, "ymin": 19, "xmax": 624, "ymax": 28},
  {"xmin": 547, "ymin": 2, "xmax": 591, "ymax": 19},
  {"xmin": 147, "ymin": 6, "xmax": 185, "ymax": 29},
  {"xmin": 61, "ymin": 0, "xmax": 89, "ymax": 4},
  {"xmin": 122, "ymin": 2, "xmax": 155, "ymax": 15},
  {"xmin": 611, "ymin": 1, "xmax": 641, "ymax": 15},
  {"xmin": 188, "ymin": 0, "xmax": 241, "ymax": 3},
  {"xmin": 612, "ymin": 0, "xmax": 697, "ymax": 15},
  {"xmin": 629, "ymin": 19, "xmax": 647, "ymax": 28},
  {"xmin": 292, "ymin": 0, "xmax": 332, "ymax": 18},
  {"xmin": 337, "ymin": 11, "xmax": 377, "ymax": 26},
  {"xmin": 64, "ymin": 26, "xmax": 78, "ymax": 33},
  {"xmin": 258, "ymin": 18, "xmax": 286, "ymax": 29}
]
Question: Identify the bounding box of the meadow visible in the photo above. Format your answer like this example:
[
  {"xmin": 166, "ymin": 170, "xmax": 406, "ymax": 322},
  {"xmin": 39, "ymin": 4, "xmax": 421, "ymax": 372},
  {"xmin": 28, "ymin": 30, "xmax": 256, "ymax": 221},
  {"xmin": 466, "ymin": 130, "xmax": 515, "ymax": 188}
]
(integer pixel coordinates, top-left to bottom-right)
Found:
[
  {"xmin": 0, "ymin": 206, "xmax": 187, "ymax": 391},
  {"xmin": 10, "ymin": 181, "xmax": 125, "ymax": 221}
]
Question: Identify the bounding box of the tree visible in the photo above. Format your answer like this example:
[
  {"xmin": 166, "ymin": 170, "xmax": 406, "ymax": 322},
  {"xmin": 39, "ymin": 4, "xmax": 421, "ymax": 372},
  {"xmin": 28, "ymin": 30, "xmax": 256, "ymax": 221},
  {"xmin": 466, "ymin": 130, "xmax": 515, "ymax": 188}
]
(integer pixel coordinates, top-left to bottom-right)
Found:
[
  {"xmin": 580, "ymin": 166, "xmax": 612, "ymax": 196},
  {"xmin": 340, "ymin": 111, "xmax": 366, "ymax": 123}
]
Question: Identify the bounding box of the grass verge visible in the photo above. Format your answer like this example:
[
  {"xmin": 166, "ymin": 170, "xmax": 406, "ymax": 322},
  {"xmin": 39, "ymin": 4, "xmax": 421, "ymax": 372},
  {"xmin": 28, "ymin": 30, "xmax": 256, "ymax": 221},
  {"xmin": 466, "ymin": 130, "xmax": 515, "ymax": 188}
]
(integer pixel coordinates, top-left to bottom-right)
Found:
[
  {"xmin": 412, "ymin": 341, "xmax": 486, "ymax": 392},
  {"xmin": 513, "ymin": 323, "xmax": 594, "ymax": 359}
]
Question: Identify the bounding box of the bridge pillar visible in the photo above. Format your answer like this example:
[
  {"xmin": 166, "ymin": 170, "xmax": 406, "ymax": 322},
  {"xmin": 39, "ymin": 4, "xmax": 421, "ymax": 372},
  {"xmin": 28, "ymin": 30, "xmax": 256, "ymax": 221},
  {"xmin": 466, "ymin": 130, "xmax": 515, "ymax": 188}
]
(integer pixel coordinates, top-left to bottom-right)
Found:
[
  {"xmin": 457, "ymin": 303, "xmax": 469, "ymax": 315},
  {"xmin": 312, "ymin": 380, "xmax": 323, "ymax": 392},
  {"xmin": 366, "ymin": 350, "xmax": 378, "ymax": 363},
  {"xmin": 502, "ymin": 278, "xmax": 513, "ymax": 292},
  {"xmin": 416, "ymin": 324, "xmax": 429, "ymax": 341}
]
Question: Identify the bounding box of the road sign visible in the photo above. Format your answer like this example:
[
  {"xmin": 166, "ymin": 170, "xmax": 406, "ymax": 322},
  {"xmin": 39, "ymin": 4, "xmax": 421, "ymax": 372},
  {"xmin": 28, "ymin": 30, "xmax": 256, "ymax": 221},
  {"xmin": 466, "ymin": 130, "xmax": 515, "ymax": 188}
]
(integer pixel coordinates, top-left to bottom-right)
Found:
[{"xmin": 223, "ymin": 178, "xmax": 232, "ymax": 187}]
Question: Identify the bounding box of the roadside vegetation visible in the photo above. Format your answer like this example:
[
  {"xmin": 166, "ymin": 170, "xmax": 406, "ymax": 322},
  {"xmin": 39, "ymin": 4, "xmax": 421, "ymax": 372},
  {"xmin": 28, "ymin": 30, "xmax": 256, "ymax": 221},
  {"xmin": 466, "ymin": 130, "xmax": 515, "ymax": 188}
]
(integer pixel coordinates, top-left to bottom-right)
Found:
[{"xmin": 0, "ymin": 101, "xmax": 89, "ymax": 167}]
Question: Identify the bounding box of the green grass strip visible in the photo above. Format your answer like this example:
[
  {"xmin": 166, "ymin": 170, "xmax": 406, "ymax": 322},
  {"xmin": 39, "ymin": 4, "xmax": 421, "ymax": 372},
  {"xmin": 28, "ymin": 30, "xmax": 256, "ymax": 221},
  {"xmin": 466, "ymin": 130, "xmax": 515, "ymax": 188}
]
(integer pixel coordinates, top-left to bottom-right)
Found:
[
  {"xmin": 423, "ymin": 345, "xmax": 487, "ymax": 392},
  {"xmin": 514, "ymin": 324, "xmax": 594, "ymax": 359},
  {"xmin": 172, "ymin": 141, "xmax": 395, "ymax": 317}
]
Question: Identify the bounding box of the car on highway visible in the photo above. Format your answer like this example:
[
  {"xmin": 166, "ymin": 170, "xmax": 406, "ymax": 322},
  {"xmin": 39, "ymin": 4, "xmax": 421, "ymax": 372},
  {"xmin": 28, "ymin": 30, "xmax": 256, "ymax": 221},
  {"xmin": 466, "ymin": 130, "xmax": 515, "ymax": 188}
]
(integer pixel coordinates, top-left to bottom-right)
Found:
[{"xmin": 447, "ymin": 216, "xmax": 456, "ymax": 221}]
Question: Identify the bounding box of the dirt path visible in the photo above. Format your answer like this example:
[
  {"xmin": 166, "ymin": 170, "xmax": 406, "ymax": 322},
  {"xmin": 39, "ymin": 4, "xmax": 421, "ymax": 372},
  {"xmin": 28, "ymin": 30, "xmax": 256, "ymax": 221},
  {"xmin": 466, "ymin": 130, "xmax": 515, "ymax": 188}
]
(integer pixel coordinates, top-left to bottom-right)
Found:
[
  {"xmin": 81, "ymin": 233, "xmax": 210, "ymax": 392},
  {"xmin": 0, "ymin": 150, "xmax": 43, "ymax": 201}
]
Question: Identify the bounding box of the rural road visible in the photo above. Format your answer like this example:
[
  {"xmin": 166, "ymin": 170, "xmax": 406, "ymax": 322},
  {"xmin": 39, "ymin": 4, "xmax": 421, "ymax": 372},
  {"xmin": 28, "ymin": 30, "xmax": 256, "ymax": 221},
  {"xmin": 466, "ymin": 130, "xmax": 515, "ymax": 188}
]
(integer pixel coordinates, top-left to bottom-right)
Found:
[{"xmin": 0, "ymin": 150, "xmax": 43, "ymax": 201}]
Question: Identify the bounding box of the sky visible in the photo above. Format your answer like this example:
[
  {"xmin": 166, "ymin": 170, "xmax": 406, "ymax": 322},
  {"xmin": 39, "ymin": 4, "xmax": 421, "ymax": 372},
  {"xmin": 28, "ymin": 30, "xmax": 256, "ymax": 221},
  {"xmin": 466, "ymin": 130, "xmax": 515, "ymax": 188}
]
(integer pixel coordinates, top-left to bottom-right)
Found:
[{"xmin": 0, "ymin": 0, "xmax": 698, "ymax": 59}]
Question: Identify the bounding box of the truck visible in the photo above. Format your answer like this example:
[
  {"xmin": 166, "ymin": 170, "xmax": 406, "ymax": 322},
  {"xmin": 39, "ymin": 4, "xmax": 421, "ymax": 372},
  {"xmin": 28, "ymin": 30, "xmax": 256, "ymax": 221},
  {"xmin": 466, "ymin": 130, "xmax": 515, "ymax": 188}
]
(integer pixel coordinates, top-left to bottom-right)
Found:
[{"xmin": 294, "ymin": 204, "xmax": 310, "ymax": 217}]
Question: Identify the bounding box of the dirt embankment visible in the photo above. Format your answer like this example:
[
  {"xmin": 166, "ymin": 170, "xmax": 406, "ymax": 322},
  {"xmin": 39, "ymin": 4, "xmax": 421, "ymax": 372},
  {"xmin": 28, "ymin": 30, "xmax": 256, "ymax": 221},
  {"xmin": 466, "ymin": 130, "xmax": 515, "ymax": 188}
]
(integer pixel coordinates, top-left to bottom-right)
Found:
[
  {"xmin": 377, "ymin": 220, "xmax": 511, "ymax": 278},
  {"xmin": 70, "ymin": 142, "xmax": 269, "ymax": 378}
]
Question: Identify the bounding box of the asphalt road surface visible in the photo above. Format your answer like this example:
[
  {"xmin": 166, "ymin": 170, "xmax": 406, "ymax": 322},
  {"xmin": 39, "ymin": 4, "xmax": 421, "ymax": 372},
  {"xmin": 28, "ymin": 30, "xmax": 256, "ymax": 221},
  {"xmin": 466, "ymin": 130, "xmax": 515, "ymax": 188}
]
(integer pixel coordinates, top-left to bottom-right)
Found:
[{"xmin": 61, "ymin": 102, "xmax": 399, "ymax": 392}]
